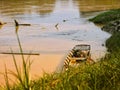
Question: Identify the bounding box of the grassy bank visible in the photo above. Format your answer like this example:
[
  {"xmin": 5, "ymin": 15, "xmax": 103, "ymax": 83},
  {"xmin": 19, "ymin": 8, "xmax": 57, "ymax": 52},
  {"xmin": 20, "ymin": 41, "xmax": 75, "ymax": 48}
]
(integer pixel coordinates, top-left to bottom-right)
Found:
[
  {"xmin": 89, "ymin": 9, "xmax": 120, "ymax": 24},
  {"xmin": 30, "ymin": 9, "xmax": 120, "ymax": 90},
  {"xmin": 2, "ymin": 10, "xmax": 120, "ymax": 90},
  {"xmin": 106, "ymin": 32, "xmax": 120, "ymax": 53}
]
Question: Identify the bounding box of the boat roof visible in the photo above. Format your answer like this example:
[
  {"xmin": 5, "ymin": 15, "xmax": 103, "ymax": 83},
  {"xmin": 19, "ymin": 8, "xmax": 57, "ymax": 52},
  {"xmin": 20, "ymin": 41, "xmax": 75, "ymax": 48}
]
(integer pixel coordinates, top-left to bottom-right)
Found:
[{"xmin": 73, "ymin": 44, "xmax": 90, "ymax": 50}]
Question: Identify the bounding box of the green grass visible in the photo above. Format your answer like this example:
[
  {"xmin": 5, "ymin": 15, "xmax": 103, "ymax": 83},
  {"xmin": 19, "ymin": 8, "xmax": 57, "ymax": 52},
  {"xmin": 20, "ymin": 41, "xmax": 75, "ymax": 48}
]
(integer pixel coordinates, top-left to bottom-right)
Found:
[
  {"xmin": 89, "ymin": 9, "xmax": 120, "ymax": 24},
  {"xmin": 27, "ymin": 55, "xmax": 120, "ymax": 90},
  {"xmin": 106, "ymin": 32, "xmax": 120, "ymax": 53}
]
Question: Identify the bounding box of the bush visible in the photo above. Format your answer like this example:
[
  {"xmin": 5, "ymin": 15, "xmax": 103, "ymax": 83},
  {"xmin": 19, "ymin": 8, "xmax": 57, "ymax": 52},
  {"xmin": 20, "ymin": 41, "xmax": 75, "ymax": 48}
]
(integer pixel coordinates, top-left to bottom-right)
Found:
[
  {"xmin": 106, "ymin": 32, "xmax": 120, "ymax": 52},
  {"xmin": 89, "ymin": 9, "xmax": 120, "ymax": 24}
]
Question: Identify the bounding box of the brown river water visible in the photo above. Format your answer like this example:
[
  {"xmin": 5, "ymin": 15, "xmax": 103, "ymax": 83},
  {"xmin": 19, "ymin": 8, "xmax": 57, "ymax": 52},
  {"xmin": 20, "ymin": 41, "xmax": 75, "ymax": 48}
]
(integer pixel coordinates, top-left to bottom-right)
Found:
[{"xmin": 0, "ymin": 0, "xmax": 120, "ymax": 84}]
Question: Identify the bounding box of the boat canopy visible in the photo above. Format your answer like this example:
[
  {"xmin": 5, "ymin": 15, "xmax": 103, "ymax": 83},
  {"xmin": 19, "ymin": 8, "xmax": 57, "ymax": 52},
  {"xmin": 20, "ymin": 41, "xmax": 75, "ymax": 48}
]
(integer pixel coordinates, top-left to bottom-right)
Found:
[{"xmin": 73, "ymin": 44, "xmax": 90, "ymax": 51}]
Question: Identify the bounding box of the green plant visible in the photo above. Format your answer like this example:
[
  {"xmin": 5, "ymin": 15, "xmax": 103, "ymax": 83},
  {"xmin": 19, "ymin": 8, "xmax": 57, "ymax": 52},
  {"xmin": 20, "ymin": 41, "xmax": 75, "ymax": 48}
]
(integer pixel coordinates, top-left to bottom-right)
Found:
[
  {"xmin": 1, "ymin": 27, "xmax": 32, "ymax": 90},
  {"xmin": 89, "ymin": 9, "xmax": 120, "ymax": 24}
]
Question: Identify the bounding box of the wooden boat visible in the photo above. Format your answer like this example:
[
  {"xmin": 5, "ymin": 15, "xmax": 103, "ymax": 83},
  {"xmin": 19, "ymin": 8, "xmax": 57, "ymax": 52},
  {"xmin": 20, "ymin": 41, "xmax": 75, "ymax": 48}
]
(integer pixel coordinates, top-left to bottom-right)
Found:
[{"xmin": 63, "ymin": 44, "xmax": 93, "ymax": 70}]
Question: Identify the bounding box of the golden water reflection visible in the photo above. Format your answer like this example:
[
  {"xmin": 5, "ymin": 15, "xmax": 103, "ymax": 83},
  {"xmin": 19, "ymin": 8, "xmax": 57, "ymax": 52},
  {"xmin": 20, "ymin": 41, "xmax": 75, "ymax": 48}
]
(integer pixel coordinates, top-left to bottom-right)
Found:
[
  {"xmin": 0, "ymin": 0, "xmax": 56, "ymax": 17},
  {"xmin": 1, "ymin": 0, "xmax": 120, "ymax": 17},
  {"xmin": 74, "ymin": 0, "xmax": 120, "ymax": 12}
]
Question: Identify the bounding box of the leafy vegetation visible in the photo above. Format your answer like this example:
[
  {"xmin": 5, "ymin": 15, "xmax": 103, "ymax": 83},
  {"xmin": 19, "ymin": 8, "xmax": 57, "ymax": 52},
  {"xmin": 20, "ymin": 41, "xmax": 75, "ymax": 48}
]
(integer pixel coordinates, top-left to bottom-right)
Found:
[
  {"xmin": 89, "ymin": 9, "xmax": 120, "ymax": 24},
  {"xmin": 106, "ymin": 32, "xmax": 120, "ymax": 53}
]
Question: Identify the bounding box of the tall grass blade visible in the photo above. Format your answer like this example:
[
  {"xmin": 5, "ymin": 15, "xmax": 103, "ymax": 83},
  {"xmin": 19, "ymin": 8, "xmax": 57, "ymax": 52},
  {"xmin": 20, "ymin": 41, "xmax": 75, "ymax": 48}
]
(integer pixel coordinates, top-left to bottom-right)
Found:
[
  {"xmin": 4, "ymin": 63, "xmax": 10, "ymax": 90},
  {"xmin": 11, "ymin": 49, "xmax": 25, "ymax": 89},
  {"xmin": 16, "ymin": 32, "xmax": 31, "ymax": 90}
]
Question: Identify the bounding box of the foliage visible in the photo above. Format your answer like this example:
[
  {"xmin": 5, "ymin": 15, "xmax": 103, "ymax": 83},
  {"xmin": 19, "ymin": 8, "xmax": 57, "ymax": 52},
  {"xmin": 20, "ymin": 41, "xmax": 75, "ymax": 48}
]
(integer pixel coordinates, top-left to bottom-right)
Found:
[
  {"xmin": 106, "ymin": 32, "xmax": 120, "ymax": 52},
  {"xmin": 89, "ymin": 9, "xmax": 120, "ymax": 24}
]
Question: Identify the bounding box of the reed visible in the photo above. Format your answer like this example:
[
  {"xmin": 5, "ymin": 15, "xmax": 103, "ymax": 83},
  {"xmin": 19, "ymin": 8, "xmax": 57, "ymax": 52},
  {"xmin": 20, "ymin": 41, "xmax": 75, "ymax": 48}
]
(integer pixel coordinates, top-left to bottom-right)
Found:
[
  {"xmin": 4, "ymin": 64, "xmax": 10, "ymax": 90},
  {"xmin": 1, "ymin": 27, "xmax": 32, "ymax": 90}
]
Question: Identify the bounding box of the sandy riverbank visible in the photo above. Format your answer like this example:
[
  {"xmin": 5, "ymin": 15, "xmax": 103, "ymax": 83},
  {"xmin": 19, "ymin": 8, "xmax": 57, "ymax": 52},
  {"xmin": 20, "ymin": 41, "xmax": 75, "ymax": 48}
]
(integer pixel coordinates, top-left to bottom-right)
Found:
[
  {"xmin": 0, "ymin": 40, "xmax": 108, "ymax": 85},
  {"xmin": 0, "ymin": 53, "xmax": 65, "ymax": 85}
]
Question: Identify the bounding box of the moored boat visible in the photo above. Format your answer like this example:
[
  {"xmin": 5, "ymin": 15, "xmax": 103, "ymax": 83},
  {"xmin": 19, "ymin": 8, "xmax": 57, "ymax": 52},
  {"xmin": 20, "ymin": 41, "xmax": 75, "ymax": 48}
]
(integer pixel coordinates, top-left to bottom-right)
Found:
[{"xmin": 63, "ymin": 44, "xmax": 94, "ymax": 70}]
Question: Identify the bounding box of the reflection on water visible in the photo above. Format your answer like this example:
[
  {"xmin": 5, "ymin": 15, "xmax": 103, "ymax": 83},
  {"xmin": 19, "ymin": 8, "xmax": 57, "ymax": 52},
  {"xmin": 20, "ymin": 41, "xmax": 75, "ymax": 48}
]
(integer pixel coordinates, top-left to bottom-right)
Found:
[
  {"xmin": 0, "ymin": 0, "xmax": 56, "ymax": 18},
  {"xmin": 1, "ymin": 0, "xmax": 120, "ymax": 17},
  {"xmin": 74, "ymin": 0, "xmax": 120, "ymax": 12}
]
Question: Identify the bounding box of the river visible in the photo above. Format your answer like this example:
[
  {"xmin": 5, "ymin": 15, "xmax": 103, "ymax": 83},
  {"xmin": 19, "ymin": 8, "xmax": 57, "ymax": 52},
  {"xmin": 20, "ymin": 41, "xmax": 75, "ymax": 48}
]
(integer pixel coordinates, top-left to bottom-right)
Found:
[{"xmin": 0, "ymin": 0, "xmax": 119, "ymax": 84}]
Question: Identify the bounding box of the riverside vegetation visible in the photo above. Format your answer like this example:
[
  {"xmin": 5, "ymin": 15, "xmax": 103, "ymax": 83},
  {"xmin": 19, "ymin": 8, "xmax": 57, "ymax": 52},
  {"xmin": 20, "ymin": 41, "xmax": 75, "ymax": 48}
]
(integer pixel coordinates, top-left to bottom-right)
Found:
[{"xmin": 1, "ymin": 9, "xmax": 120, "ymax": 90}]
